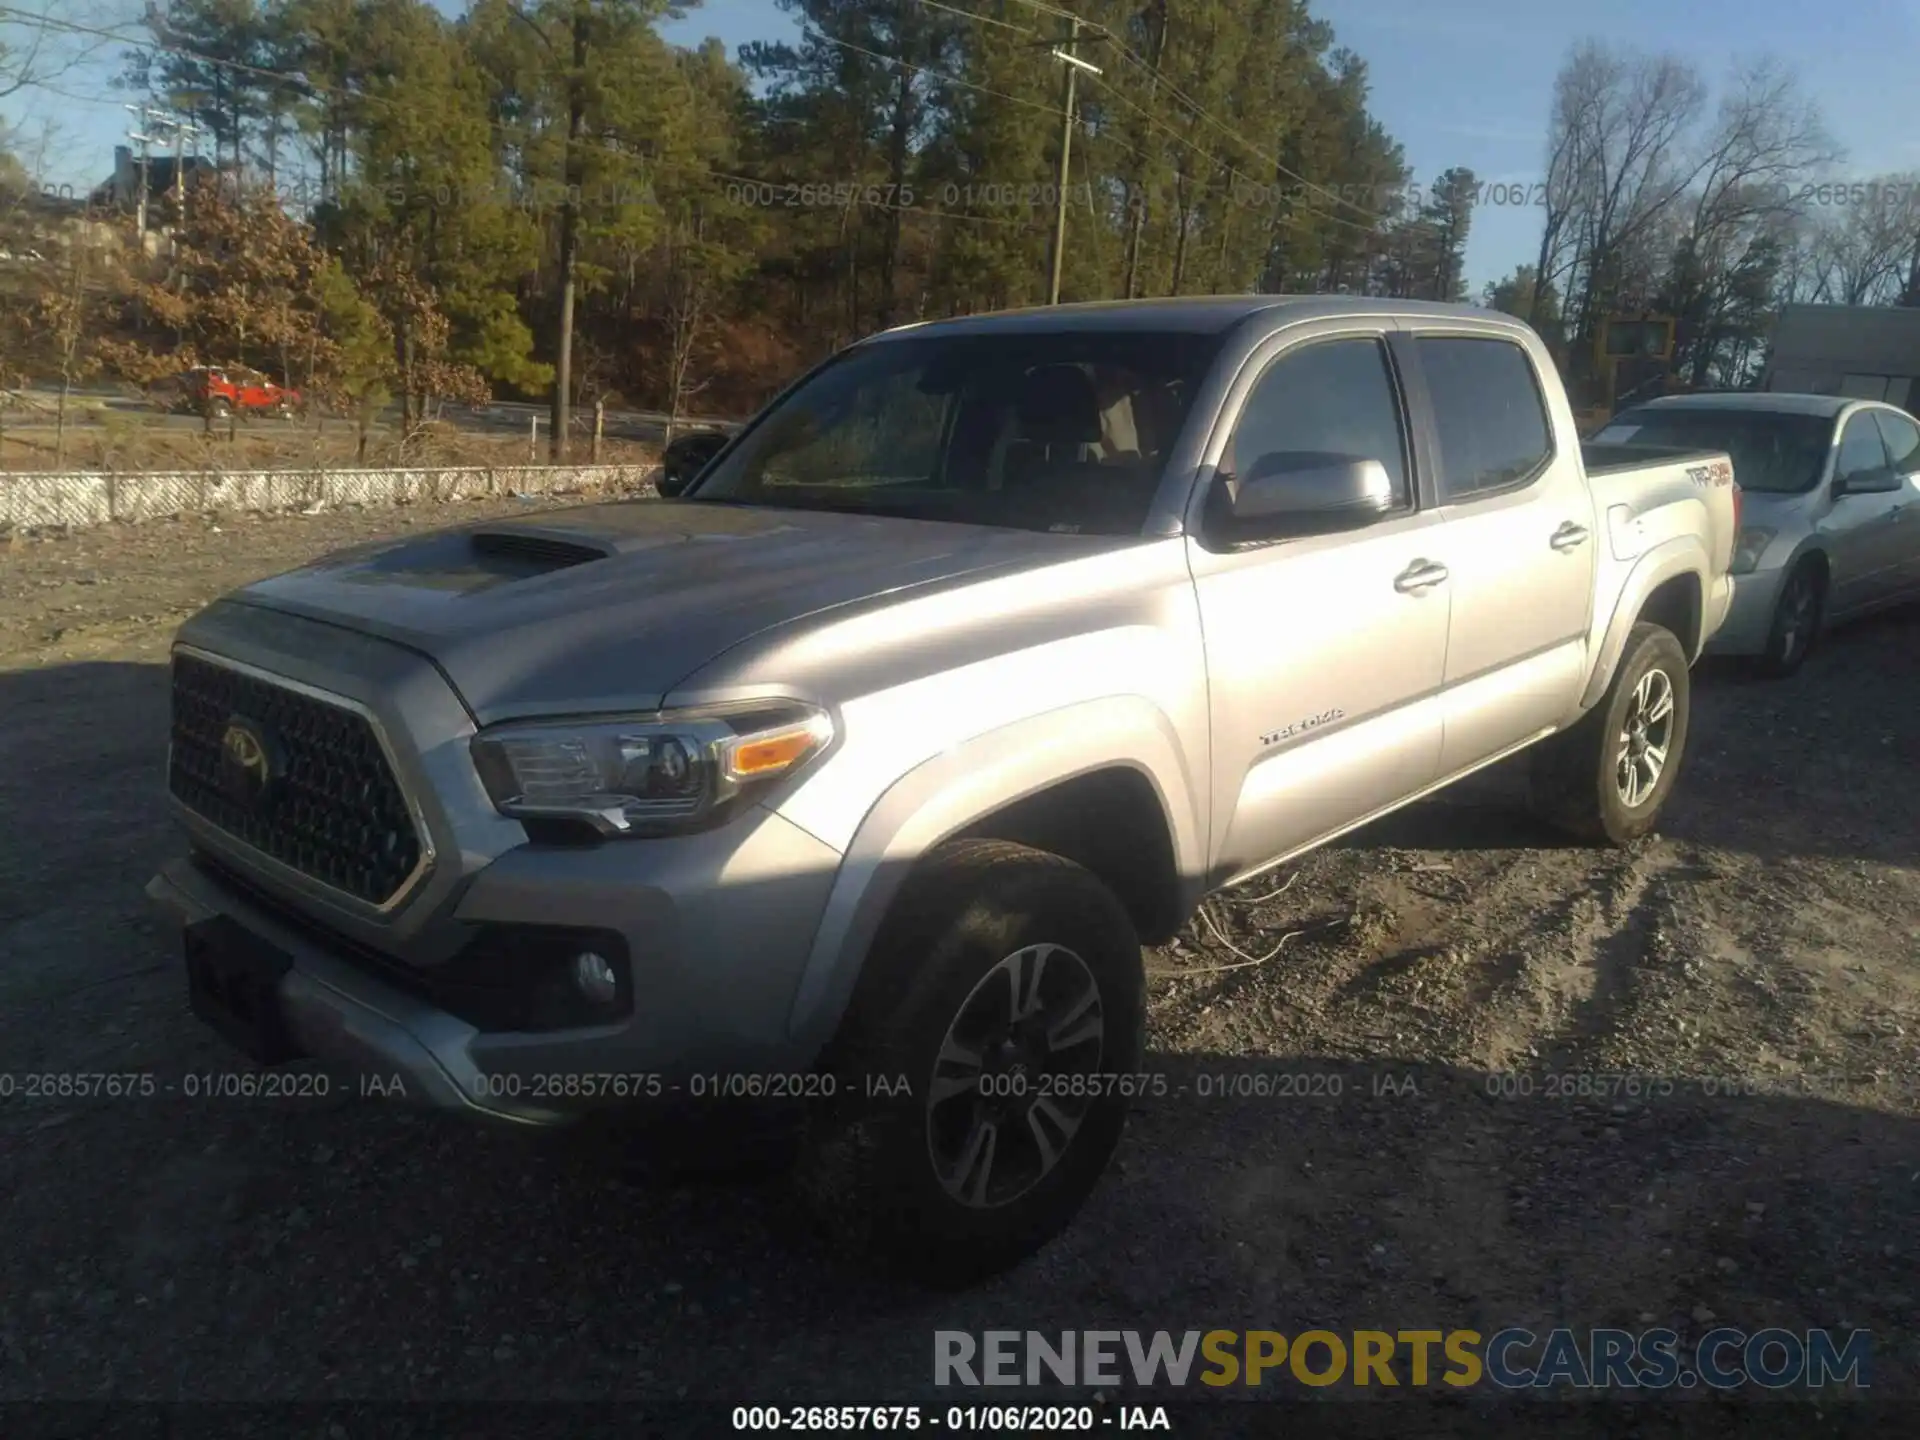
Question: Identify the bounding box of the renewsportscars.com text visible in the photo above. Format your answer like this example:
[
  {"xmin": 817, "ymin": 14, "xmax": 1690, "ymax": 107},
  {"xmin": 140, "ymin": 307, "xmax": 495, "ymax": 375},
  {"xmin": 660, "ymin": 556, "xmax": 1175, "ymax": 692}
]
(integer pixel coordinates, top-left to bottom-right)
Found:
[{"xmin": 934, "ymin": 1328, "xmax": 1871, "ymax": 1391}]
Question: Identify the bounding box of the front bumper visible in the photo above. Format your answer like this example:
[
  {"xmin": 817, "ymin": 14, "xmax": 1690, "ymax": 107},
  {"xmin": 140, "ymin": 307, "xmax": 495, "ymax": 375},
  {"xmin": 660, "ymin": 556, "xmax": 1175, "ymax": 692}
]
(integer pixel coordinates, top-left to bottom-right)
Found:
[
  {"xmin": 149, "ymin": 796, "xmax": 847, "ymax": 1123},
  {"xmin": 1704, "ymin": 566, "xmax": 1788, "ymax": 657}
]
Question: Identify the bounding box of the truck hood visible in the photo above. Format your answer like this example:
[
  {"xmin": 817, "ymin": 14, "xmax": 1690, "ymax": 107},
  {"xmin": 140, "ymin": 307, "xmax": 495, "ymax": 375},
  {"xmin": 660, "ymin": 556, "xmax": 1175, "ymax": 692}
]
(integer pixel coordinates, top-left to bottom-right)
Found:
[{"xmin": 224, "ymin": 499, "xmax": 1119, "ymax": 721}]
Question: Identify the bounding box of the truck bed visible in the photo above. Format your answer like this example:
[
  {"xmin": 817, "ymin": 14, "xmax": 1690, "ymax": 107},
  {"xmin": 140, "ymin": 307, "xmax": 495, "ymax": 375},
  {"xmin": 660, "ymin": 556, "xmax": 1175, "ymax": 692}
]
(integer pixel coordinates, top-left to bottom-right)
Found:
[
  {"xmin": 1578, "ymin": 443, "xmax": 1740, "ymax": 648},
  {"xmin": 1580, "ymin": 441, "xmax": 1731, "ymax": 477}
]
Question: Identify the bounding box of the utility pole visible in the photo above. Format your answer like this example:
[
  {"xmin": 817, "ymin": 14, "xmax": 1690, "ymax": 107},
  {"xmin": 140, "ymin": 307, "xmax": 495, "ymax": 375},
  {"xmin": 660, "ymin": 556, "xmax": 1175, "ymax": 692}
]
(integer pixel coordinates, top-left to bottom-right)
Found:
[
  {"xmin": 1046, "ymin": 23, "xmax": 1100, "ymax": 306},
  {"xmin": 123, "ymin": 105, "xmax": 157, "ymax": 243},
  {"xmin": 144, "ymin": 113, "xmax": 201, "ymax": 242},
  {"xmin": 548, "ymin": 2, "xmax": 589, "ymax": 462}
]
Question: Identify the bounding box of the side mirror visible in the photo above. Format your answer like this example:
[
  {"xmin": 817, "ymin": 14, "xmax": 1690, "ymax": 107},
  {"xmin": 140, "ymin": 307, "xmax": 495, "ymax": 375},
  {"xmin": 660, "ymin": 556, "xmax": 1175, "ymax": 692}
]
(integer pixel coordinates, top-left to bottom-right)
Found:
[
  {"xmin": 1833, "ymin": 464, "xmax": 1893, "ymax": 497},
  {"xmin": 658, "ymin": 430, "xmax": 729, "ymax": 498},
  {"xmin": 1216, "ymin": 451, "xmax": 1398, "ymax": 541}
]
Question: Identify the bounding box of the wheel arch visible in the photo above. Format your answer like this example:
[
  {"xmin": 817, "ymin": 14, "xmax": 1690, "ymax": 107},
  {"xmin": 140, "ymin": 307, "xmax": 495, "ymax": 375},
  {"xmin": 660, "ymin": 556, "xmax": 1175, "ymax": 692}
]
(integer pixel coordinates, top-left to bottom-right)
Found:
[
  {"xmin": 782, "ymin": 697, "xmax": 1206, "ymax": 1055},
  {"xmin": 1580, "ymin": 539, "xmax": 1708, "ymax": 710}
]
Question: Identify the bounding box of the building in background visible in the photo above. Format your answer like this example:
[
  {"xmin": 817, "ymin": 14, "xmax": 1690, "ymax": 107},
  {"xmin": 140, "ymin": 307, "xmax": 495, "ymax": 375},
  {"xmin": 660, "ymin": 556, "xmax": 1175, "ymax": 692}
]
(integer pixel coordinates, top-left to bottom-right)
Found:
[
  {"xmin": 87, "ymin": 145, "xmax": 220, "ymax": 218},
  {"xmin": 1763, "ymin": 304, "xmax": 1920, "ymax": 407}
]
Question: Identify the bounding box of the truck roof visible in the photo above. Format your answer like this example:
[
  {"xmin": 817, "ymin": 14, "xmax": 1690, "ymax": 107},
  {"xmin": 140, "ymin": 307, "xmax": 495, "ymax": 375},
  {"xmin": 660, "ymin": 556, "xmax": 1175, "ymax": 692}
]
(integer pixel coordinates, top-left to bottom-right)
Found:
[
  {"xmin": 1629, "ymin": 391, "xmax": 1854, "ymax": 419},
  {"xmin": 867, "ymin": 294, "xmax": 1515, "ymax": 340}
]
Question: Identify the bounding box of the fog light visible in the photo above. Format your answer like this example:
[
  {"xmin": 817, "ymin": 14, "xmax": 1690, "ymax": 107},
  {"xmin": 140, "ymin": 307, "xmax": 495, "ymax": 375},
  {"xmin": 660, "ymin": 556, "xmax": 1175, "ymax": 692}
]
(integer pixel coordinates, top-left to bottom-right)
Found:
[{"xmin": 572, "ymin": 951, "xmax": 620, "ymax": 1006}]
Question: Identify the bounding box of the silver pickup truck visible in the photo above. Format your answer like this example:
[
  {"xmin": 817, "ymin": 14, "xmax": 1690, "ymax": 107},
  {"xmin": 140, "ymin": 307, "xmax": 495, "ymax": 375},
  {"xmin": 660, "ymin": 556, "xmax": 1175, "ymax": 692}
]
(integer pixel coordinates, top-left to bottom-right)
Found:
[{"xmin": 148, "ymin": 296, "xmax": 1737, "ymax": 1285}]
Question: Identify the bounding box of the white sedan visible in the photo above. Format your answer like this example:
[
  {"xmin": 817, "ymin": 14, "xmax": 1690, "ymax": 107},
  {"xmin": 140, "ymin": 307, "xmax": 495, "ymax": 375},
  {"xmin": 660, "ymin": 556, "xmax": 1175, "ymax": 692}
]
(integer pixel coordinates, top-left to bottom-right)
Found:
[{"xmin": 1594, "ymin": 392, "xmax": 1920, "ymax": 676}]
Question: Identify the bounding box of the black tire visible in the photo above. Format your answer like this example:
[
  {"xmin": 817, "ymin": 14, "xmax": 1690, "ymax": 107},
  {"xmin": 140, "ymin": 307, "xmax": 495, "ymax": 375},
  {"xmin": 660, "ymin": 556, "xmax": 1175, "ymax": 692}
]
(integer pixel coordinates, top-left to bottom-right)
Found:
[
  {"xmin": 795, "ymin": 838, "xmax": 1144, "ymax": 1288},
  {"xmin": 205, "ymin": 397, "xmax": 232, "ymax": 420},
  {"xmin": 1529, "ymin": 622, "xmax": 1692, "ymax": 846},
  {"xmin": 1753, "ymin": 560, "xmax": 1825, "ymax": 679}
]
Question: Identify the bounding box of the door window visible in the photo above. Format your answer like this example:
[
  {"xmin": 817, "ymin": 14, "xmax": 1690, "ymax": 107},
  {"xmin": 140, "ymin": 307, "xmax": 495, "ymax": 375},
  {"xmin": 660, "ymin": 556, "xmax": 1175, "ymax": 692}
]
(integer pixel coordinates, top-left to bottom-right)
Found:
[
  {"xmin": 1223, "ymin": 337, "xmax": 1411, "ymax": 506},
  {"xmin": 1414, "ymin": 336, "xmax": 1555, "ymax": 500},
  {"xmin": 1871, "ymin": 409, "xmax": 1920, "ymax": 475},
  {"xmin": 1835, "ymin": 412, "xmax": 1891, "ymax": 490}
]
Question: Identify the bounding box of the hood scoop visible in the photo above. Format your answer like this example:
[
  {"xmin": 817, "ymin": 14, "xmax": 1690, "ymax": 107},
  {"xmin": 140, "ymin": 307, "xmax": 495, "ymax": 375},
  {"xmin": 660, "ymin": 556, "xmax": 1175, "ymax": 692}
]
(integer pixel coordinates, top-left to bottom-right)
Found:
[{"xmin": 468, "ymin": 527, "xmax": 612, "ymax": 571}]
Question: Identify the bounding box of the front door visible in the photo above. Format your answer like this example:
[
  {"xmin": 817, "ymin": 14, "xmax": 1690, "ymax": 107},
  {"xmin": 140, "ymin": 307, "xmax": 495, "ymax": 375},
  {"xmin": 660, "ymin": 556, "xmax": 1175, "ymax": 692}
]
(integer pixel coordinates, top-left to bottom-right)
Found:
[
  {"xmin": 1187, "ymin": 325, "xmax": 1449, "ymax": 883},
  {"xmin": 1823, "ymin": 408, "xmax": 1911, "ymax": 617},
  {"xmin": 1869, "ymin": 408, "xmax": 1920, "ymax": 602}
]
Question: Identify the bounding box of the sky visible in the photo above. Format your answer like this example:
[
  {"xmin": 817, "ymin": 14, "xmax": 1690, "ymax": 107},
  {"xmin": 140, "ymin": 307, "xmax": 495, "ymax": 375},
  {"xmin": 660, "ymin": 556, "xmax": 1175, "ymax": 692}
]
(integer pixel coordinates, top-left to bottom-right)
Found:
[{"xmin": 5, "ymin": 0, "xmax": 1920, "ymax": 295}]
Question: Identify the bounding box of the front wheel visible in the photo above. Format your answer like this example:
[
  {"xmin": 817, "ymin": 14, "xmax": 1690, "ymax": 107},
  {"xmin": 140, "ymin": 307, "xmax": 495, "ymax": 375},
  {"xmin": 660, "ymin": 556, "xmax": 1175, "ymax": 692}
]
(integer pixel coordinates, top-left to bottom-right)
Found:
[
  {"xmin": 1529, "ymin": 622, "xmax": 1692, "ymax": 846},
  {"xmin": 796, "ymin": 839, "xmax": 1144, "ymax": 1288},
  {"xmin": 1753, "ymin": 561, "xmax": 1824, "ymax": 678}
]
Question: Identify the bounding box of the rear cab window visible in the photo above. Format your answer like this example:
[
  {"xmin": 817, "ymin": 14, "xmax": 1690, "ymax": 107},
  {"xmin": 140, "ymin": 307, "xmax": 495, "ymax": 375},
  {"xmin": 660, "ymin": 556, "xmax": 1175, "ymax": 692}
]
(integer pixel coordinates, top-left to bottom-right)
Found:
[{"xmin": 1413, "ymin": 335, "xmax": 1555, "ymax": 501}]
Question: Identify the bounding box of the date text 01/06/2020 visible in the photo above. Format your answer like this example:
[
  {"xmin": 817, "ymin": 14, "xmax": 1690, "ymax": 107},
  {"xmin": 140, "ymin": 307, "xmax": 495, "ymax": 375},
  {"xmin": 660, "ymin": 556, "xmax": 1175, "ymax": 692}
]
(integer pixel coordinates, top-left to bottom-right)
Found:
[
  {"xmin": 1224, "ymin": 179, "xmax": 1547, "ymax": 210},
  {"xmin": 731, "ymin": 1405, "xmax": 1170, "ymax": 1431},
  {"xmin": 0, "ymin": 1070, "xmax": 405, "ymax": 1101},
  {"xmin": 462, "ymin": 1070, "xmax": 917, "ymax": 1103}
]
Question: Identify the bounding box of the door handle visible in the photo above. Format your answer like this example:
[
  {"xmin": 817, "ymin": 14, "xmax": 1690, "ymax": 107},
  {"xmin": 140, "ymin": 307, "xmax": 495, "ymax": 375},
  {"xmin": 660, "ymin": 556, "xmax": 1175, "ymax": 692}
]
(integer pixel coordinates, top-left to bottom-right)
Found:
[
  {"xmin": 1394, "ymin": 560, "xmax": 1449, "ymax": 593},
  {"xmin": 1550, "ymin": 522, "xmax": 1591, "ymax": 551}
]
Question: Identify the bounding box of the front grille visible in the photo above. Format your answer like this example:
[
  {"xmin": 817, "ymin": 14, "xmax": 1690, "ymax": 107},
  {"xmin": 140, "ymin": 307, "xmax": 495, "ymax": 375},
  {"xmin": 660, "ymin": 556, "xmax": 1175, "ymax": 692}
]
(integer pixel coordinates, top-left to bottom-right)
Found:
[{"xmin": 169, "ymin": 652, "xmax": 425, "ymax": 907}]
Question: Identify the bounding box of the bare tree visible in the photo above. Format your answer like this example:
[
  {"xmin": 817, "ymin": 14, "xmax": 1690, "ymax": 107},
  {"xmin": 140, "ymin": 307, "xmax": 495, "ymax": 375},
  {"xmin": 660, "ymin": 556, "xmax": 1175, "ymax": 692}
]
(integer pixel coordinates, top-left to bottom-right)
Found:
[
  {"xmin": 0, "ymin": 5, "xmax": 117, "ymax": 102},
  {"xmin": 1556, "ymin": 44, "xmax": 1709, "ymax": 386},
  {"xmin": 662, "ymin": 212, "xmax": 715, "ymax": 449},
  {"xmin": 1528, "ymin": 54, "xmax": 1610, "ymax": 339},
  {"xmin": 1781, "ymin": 174, "xmax": 1920, "ymax": 307},
  {"xmin": 1664, "ymin": 58, "xmax": 1835, "ymax": 380}
]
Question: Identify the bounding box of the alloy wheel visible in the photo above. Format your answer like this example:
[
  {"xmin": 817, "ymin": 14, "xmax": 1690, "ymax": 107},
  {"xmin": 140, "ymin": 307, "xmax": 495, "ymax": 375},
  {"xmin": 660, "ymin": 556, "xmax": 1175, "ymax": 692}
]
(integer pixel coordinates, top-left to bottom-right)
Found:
[
  {"xmin": 925, "ymin": 943, "xmax": 1105, "ymax": 1209},
  {"xmin": 1615, "ymin": 667, "xmax": 1676, "ymax": 809}
]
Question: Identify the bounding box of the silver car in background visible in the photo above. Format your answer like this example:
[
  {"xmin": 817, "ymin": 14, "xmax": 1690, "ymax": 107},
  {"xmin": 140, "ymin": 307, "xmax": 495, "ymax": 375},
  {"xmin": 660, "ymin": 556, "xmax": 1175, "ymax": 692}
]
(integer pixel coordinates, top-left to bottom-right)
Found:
[{"xmin": 1596, "ymin": 393, "xmax": 1920, "ymax": 676}]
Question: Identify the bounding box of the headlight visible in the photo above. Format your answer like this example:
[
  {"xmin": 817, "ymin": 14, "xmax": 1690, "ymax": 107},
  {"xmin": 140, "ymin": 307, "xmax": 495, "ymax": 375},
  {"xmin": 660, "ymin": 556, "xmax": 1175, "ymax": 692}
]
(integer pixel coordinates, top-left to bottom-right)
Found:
[
  {"xmin": 470, "ymin": 702, "xmax": 833, "ymax": 837},
  {"xmin": 1730, "ymin": 526, "xmax": 1776, "ymax": 575}
]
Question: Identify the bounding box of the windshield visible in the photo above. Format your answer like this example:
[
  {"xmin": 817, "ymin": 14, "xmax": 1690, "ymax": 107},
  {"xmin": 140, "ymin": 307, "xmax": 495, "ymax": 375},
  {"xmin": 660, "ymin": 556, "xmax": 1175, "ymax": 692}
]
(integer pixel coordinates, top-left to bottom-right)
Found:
[
  {"xmin": 687, "ymin": 330, "xmax": 1223, "ymax": 534},
  {"xmin": 1596, "ymin": 408, "xmax": 1834, "ymax": 494}
]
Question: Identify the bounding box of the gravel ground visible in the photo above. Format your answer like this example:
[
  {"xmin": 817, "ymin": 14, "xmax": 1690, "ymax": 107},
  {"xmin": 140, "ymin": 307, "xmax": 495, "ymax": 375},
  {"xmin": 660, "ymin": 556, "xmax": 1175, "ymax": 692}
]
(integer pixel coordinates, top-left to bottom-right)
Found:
[{"xmin": 0, "ymin": 499, "xmax": 1916, "ymax": 1432}]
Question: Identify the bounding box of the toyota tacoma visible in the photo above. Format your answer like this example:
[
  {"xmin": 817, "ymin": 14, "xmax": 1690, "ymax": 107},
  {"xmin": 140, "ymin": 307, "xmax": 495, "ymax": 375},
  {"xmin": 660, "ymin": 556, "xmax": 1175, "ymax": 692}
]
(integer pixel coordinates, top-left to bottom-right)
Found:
[{"xmin": 148, "ymin": 296, "xmax": 1738, "ymax": 1285}]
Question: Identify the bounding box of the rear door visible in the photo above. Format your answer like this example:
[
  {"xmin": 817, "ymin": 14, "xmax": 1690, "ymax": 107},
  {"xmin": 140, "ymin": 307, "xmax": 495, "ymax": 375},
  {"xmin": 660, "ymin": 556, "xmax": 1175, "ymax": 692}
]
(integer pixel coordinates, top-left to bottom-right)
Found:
[
  {"xmin": 1822, "ymin": 408, "xmax": 1909, "ymax": 616},
  {"xmin": 1402, "ymin": 330, "xmax": 1598, "ymax": 775},
  {"xmin": 1185, "ymin": 321, "xmax": 1450, "ymax": 881}
]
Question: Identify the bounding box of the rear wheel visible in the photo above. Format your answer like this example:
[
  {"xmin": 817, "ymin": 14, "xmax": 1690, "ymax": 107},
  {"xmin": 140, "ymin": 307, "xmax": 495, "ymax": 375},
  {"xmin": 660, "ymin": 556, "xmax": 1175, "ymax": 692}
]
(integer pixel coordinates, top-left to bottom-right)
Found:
[
  {"xmin": 796, "ymin": 839, "xmax": 1143, "ymax": 1287},
  {"xmin": 1754, "ymin": 561, "xmax": 1824, "ymax": 678},
  {"xmin": 205, "ymin": 396, "xmax": 232, "ymax": 421},
  {"xmin": 1530, "ymin": 622, "xmax": 1692, "ymax": 846}
]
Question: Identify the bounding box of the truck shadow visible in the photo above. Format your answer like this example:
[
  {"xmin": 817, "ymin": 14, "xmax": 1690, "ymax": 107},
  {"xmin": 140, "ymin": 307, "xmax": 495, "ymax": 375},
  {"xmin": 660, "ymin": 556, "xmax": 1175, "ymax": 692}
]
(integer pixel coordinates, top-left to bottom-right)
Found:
[
  {"xmin": 1336, "ymin": 601, "xmax": 1920, "ymax": 870},
  {"xmin": 0, "ymin": 657, "xmax": 1916, "ymax": 1411},
  {"xmin": 2, "ymin": 1046, "xmax": 1914, "ymax": 1414}
]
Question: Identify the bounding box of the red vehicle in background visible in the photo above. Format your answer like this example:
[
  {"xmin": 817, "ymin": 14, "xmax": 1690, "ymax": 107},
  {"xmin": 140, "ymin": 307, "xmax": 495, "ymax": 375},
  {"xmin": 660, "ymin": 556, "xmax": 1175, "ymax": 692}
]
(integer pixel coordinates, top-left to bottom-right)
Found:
[{"xmin": 151, "ymin": 365, "xmax": 303, "ymax": 420}]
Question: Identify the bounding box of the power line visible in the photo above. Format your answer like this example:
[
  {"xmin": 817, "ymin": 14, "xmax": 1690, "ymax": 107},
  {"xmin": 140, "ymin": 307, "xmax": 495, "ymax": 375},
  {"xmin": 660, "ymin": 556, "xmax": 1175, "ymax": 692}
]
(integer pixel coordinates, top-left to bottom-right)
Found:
[
  {"xmin": 910, "ymin": 0, "xmax": 1039, "ymax": 37},
  {"xmin": 1000, "ymin": 0, "xmax": 1390, "ymax": 226},
  {"xmin": 799, "ymin": 25, "xmax": 1063, "ymax": 118},
  {"xmin": 1082, "ymin": 69, "xmax": 1382, "ymax": 238},
  {"xmin": 0, "ymin": 2, "xmax": 1393, "ymax": 245},
  {"xmin": 0, "ymin": 6, "xmax": 314, "ymax": 93}
]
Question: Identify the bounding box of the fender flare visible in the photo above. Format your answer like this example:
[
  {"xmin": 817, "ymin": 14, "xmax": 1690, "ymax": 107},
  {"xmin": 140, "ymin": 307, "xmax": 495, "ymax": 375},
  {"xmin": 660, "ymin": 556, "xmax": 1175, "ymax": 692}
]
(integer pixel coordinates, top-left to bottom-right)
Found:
[
  {"xmin": 782, "ymin": 695, "xmax": 1206, "ymax": 1052},
  {"xmin": 1578, "ymin": 536, "xmax": 1710, "ymax": 711},
  {"xmin": 1774, "ymin": 538, "xmax": 1833, "ymax": 586}
]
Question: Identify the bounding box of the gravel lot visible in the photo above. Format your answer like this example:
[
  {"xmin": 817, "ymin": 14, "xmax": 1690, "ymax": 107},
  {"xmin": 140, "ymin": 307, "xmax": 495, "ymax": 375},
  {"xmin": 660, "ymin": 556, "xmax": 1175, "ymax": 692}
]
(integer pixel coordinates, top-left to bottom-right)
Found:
[{"xmin": 1, "ymin": 498, "xmax": 1916, "ymax": 1430}]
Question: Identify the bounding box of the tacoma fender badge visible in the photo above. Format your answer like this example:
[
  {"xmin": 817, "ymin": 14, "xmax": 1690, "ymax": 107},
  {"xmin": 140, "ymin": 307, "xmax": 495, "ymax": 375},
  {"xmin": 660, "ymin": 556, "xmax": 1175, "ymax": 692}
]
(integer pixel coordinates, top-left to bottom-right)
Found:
[{"xmin": 1261, "ymin": 708, "xmax": 1344, "ymax": 746}]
